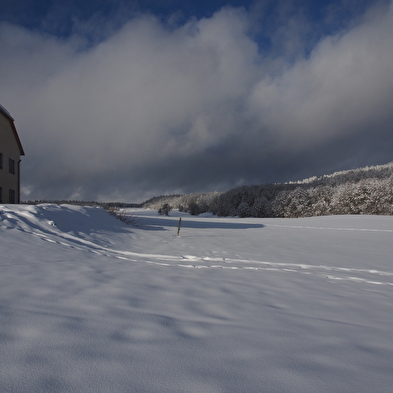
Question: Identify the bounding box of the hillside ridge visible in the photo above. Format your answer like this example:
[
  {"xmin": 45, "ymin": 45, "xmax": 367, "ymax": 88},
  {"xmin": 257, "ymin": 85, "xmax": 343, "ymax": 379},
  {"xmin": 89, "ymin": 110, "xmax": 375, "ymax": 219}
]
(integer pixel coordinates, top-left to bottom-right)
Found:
[{"xmin": 144, "ymin": 161, "xmax": 393, "ymax": 218}]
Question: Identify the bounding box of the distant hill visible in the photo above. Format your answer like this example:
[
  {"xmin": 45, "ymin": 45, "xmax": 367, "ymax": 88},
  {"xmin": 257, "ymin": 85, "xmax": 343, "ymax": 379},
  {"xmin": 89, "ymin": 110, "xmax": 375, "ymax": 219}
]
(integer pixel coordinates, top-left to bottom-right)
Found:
[
  {"xmin": 22, "ymin": 162, "xmax": 393, "ymax": 218},
  {"xmin": 22, "ymin": 200, "xmax": 142, "ymax": 209},
  {"xmin": 143, "ymin": 162, "xmax": 393, "ymax": 218}
]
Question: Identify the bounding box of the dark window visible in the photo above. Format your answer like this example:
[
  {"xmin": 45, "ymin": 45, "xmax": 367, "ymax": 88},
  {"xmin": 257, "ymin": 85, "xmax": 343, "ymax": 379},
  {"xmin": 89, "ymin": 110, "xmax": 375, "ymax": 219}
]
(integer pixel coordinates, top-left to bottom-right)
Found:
[
  {"xmin": 9, "ymin": 158, "xmax": 15, "ymax": 174},
  {"xmin": 0, "ymin": 152, "xmax": 3, "ymax": 169},
  {"xmin": 0, "ymin": 187, "xmax": 2, "ymax": 203},
  {"xmin": 9, "ymin": 189, "xmax": 15, "ymax": 204}
]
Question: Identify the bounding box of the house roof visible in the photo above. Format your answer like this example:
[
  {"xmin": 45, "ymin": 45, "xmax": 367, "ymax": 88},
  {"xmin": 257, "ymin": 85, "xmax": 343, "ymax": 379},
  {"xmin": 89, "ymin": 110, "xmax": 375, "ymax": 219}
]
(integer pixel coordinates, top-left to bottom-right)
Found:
[{"xmin": 0, "ymin": 104, "xmax": 25, "ymax": 156}]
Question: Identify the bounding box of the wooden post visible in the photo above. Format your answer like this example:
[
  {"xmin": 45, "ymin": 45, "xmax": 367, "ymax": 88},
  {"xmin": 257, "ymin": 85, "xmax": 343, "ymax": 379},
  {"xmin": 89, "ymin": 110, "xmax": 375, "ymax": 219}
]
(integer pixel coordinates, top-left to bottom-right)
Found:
[{"xmin": 177, "ymin": 217, "xmax": 182, "ymax": 236}]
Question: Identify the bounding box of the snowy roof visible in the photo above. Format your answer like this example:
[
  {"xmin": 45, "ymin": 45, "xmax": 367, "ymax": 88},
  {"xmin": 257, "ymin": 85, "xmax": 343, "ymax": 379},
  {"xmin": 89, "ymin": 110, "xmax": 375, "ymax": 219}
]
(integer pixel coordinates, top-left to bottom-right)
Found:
[{"xmin": 0, "ymin": 103, "xmax": 14, "ymax": 121}]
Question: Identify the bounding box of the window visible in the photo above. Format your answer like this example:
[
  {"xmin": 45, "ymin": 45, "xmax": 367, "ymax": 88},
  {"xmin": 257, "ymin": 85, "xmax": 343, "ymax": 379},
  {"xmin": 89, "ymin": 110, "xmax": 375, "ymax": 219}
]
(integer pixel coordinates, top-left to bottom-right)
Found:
[
  {"xmin": 9, "ymin": 189, "xmax": 15, "ymax": 204},
  {"xmin": 9, "ymin": 158, "xmax": 15, "ymax": 174},
  {"xmin": 0, "ymin": 152, "xmax": 3, "ymax": 169},
  {"xmin": 0, "ymin": 187, "xmax": 2, "ymax": 203}
]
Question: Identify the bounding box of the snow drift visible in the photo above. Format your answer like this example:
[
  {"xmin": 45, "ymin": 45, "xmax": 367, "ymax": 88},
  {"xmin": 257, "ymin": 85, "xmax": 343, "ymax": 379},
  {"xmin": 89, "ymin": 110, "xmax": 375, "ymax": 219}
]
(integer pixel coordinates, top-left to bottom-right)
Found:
[{"xmin": 1, "ymin": 204, "xmax": 393, "ymax": 392}]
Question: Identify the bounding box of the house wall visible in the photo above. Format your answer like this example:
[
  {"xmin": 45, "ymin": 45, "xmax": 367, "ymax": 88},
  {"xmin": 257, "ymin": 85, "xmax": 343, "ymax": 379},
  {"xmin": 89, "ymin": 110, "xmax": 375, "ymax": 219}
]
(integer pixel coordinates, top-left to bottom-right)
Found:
[{"xmin": 0, "ymin": 111, "xmax": 21, "ymax": 203}]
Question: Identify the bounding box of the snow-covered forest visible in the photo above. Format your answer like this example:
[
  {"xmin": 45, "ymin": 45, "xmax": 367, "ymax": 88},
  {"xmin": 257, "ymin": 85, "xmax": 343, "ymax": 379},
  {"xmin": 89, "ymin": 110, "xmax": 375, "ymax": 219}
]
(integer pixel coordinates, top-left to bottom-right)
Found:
[{"xmin": 144, "ymin": 162, "xmax": 393, "ymax": 217}]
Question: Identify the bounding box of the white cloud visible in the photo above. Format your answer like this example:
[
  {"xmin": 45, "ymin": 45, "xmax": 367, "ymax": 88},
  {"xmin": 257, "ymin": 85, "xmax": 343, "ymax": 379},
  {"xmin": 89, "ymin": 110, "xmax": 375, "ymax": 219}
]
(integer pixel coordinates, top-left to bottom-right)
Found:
[
  {"xmin": 1, "ymin": 2, "xmax": 393, "ymax": 201},
  {"xmin": 247, "ymin": 2, "xmax": 393, "ymax": 153}
]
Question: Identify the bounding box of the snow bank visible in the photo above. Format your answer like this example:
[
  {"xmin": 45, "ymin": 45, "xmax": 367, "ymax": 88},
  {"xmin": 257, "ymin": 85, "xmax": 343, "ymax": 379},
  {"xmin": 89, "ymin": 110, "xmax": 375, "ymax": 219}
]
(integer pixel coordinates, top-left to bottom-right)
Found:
[{"xmin": 1, "ymin": 204, "xmax": 393, "ymax": 392}]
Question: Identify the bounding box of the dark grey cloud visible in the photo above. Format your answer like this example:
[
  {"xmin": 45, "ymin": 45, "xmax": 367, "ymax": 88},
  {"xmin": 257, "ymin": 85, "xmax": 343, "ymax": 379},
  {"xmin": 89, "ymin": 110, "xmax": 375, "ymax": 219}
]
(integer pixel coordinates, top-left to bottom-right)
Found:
[{"xmin": 0, "ymin": 2, "xmax": 392, "ymax": 202}]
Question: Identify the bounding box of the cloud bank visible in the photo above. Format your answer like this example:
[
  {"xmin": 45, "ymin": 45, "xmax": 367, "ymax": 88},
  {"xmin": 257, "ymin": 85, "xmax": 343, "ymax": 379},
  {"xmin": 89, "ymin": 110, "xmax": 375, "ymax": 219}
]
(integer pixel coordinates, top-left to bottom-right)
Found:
[{"xmin": 1, "ymin": 2, "xmax": 393, "ymax": 201}]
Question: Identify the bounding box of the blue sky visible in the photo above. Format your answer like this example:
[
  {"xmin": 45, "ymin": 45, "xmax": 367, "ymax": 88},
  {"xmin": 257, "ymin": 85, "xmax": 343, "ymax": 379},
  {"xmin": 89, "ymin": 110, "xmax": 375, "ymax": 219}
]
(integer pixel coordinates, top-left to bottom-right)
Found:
[
  {"xmin": 1, "ymin": 0, "xmax": 392, "ymax": 202},
  {"xmin": 1, "ymin": 0, "xmax": 377, "ymax": 49}
]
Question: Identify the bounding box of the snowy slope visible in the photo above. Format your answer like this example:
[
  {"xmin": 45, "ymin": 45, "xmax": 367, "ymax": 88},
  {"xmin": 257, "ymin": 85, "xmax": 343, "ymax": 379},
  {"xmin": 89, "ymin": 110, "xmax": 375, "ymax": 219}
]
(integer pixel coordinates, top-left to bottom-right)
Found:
[{"xmin": 1, "ymin": 204, "xmax": 393, "ymax": 393}]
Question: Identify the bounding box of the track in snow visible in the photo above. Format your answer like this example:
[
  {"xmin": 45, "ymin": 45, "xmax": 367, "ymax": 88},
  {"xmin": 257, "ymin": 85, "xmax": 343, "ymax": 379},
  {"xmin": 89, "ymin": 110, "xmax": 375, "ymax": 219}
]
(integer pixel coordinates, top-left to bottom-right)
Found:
[{"xmin": 2, "ymin": 206, "xmax": 393, "ymax": 287}]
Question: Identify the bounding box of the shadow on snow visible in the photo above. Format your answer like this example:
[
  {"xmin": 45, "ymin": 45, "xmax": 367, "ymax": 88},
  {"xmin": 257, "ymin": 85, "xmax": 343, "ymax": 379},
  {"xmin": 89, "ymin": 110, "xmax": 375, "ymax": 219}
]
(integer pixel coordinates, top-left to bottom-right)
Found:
[{"xmin": 135, "ymin": 215, "xmax": 264, "ymax": 231}]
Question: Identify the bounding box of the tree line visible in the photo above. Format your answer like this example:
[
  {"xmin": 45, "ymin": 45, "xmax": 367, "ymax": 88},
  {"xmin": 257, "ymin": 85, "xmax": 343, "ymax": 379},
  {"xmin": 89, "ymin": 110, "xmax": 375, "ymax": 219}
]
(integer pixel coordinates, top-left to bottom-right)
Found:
[{"xmin": 143, "ymin": 162, "xmax": 393, "ymax": 218}]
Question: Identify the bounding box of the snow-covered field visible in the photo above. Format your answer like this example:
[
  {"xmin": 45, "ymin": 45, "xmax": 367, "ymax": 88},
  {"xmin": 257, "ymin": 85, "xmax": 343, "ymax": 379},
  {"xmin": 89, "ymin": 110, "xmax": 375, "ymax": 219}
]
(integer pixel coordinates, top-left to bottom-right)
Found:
[{"xmin": 1, "ymin": 204, "xmax": 393, "ymax": 393}]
